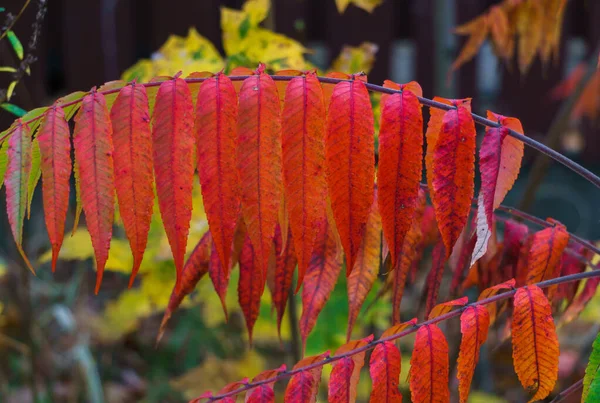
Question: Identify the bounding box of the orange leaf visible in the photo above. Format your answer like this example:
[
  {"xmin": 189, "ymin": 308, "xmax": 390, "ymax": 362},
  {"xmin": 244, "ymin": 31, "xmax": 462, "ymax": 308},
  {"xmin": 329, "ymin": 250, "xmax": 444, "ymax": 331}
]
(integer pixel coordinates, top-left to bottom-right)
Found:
[
  {"xmin": 73, "ymin": 91, "xmax": 115, "ymax": 293},
  {"xmin": 428, "ymin": 296, "xmax": 468, "ymax": 320},
  {"xmin": 152, "ymin": 77, "xmax": 195, "ymax": 288},
  {"xmin": 381, "ymin": 317, "xmax": 418, "ymax": 339},
  {"xmin": 369, "ymin": 341, "xmax": 402, "ymax": 403},
  {"xmin": 237, "ymin": 66, "xmax": 283, "ymax": 281},
  {"xmin": 516, "ymin": 0, "xmax": 543, "ymax": 74},
  {"xmin": 299, "ymin": 218, "xmax": 343, "ymax": 351},
  {"xmin": 346, "ymin": 188, "xmax": 381, "ymax": 341},
  {"xmin": 430, "ymin": 99, "xmax": 476, "ymax": 258},
  {"xmin": 378, "ymin": 82, "xmax": 423, "ymax": 270},
  {"xmin": 238, "ymin": 233, "xmax": 264, "ymax": 345},
  {"xmin": 325, "ymin": 78, "xmax": 375, "ymax": 272},
  {"xmin": 512, "ymin": 285, "xmax": 559, "ymax": 402},
  {"xmin": 478, "ymin": 278, "xmax": 515, "ymax": 324},
  {"xmin": 284, "ymin": 351, "xmax": 329, "ymax": 403},
  {"xmin": 488, "ymin": 5, "xmax": 511, "ymax": 61},
  {"xmin": 526, "ymin": 224, "xmax": 569, "ymax": 287},
  {"xmin": 409, "ymin": 324, "xmax": 449, "ymax": 403},
  {"xmin": 158, "ymin": 231, "xmax": 211, "ymax": 343},
  {"xmin": 539, "ymin": 0, "xmax": 567, "ymax": 65},
  {"xmin": 282, "ymin": 72, "xmax": 327, "ymax": 287},
  {"xmin": 110, "ymin": 83, "xmax": 154, "ymax": 286},
  {"xmin": 451, "ymin": 15, "xmax": 490, "ymax": 72},
  {"xmin": 390, "ymin": 189, "xmax": 426, "ymax": 324},
  {"xmin": 37, "ymin": 107, "xmax": 71, "ymax": 272},
  {"xmin": 424, "ymin": 241, "xmax": 447, "ymax": 317},
  {"xmin": 196, "ymin": 73, "xmax": 241, "ymax": 273},
  {"xmin": 457, "ymin": 306, "xmax": 490, "ymax": 403},
  {"xmin": 329, "ymin": 336, "xmax": 373, "ymax": 403},
  {"xmin": 425, "ymin": 97, "xmax": 453, "ymax": 207}
]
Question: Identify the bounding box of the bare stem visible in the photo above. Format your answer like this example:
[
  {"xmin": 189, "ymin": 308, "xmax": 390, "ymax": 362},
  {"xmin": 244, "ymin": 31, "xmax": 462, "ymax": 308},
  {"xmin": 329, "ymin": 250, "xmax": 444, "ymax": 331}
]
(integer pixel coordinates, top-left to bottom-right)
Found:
[
  {"xmin": 549, "ymin": 378, "xmax": 583, "ymax": 403},
  {"xmin": 198, "ymin": 269, "xmax": 600, "ymax": 402}
]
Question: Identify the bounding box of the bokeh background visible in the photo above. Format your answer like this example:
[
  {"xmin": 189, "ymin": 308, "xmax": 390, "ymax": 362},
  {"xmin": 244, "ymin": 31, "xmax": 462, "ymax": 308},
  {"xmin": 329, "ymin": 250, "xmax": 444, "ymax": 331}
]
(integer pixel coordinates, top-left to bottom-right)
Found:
[{"xmin": 0, "ymin": 0, "xmax": 599, "ymax": 402}]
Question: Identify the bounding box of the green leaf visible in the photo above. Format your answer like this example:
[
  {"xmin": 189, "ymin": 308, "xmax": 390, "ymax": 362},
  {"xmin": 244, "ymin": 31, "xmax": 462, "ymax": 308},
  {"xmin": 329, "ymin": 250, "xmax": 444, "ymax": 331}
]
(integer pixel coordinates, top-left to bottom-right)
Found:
[
  {"xmin": 20, "ymin": 107, "xmax": 49, "ymax": 133},
  {"xmin": 1, "ymin": 103, "xmax": 27, "ymax": 117},
  {"xmin": 0, "ymin": 141, "xmax": 8, "ymax": 189},
  {"xmin": 584, "ymin": 331, "xmax": 600, "ymax": 401},
  {"xmin": 7, "ymin": 31, "xmax": 23, "ymax": 60},
  {"xmin": 57, "ymin": 91, "xmax": 87, "ymax": 120},
  {"xmin": 27, "ymin": 139, "xmax": 41, "ymax": 219},
  {"xmin": 0, "ymin": 66, "xmax": 17, "ymax": 73},
  {"xmin": 6, "ymin": 81, "xmax": 17, "ymax": 100}
]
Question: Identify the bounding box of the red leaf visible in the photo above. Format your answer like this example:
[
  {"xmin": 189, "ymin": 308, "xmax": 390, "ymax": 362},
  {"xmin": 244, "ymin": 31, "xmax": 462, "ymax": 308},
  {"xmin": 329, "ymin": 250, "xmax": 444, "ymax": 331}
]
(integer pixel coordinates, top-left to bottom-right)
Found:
[
  {"xmin": 390, "ymin": 189, "xmax": 426, "ymax": 324},
  {"xmin": 299, "ymin": 218, "xmax": 343, "ymax": 351},
  {"xmin": 457, "ymin": 306, "xmax": 490, "ymax": 403},
  {"xmin": 329, "ymin": 336, "xmax": 373, "ymax": 403},
  {"xmin": 237, "ymin": 67, "xmax": 283, "ymax": 281},
  {"xmin": 472, "ymin": 111, "xmax": 524, "ymax": 264},
  {"xmin": 347, "ymin": 188, "xmax": 381, "ymax": 340},
  {"xmin": 73, "ymin": 91, "xmax": 115, "ymax": 293},
  {"xmin": 209, "ymin": 240, "xmax": 230, "ymax": 320},
  {"xmin": 284, "ymin": 351, "xmax": 329, "ymax": 403},
  {"xmin": 504, "ymin": 219, "xmax": 529, "ymax": 262},
  {"xmin": 512, "ymin": 285, "xmax": 559, "ymax": 402},
  {"xmin": 526, "ymin": 224, "xmax": 570, "ymax": 289},
  {"xmin": 246, "ymin": 366, "xmax": 286, "ymax": 403},
  {"xmin": 378, "ymin": 82, "xmax": 423, "ymax": 270},
  {"xmin": 158, "ymin": 231, "xmax": 212, "ymax": 343},
  {"xmin": 450, "ymin": 232, "xmax": 477, "ymax": 295},
  {"xmin": 557, "ymin": 244, "xmax": 586, "ymax": 304},
  {"xmin": 152, "ymin": 77, "xmax": 195, "ymax": 287},
  {"xmin": 425, "ymin": 96, "xmax": 454, "ymax": 204},
  {"xmin": 282, "ymin": 72, "xmax": 327, "ymax": 287},
  {"xmin": 325, "ymin": 78, "xmax": 375, "ymax": 272},
  {"xmin": 270, "ymin": 225, "xmax": 297, "ymax": 338},
  {"xmin": 429, "ymin": 99, "xmax": 476, "ymax": 258},
  {"xmin": 369, "ymin": 341, "xmax": 402, "ymax": 403},
  {"xmin": 110, "ymin": 83, "xmax": 154, "ymax": 286},
  {"xmin": 238, "ymin": 233, "xmax": 264, "ymax": 345},
  {"xmin": 424, "ymin": 241, "xmax": 447, "ymax": 317},
  {"xmin": 428, "ymin": 296, "xmax": 468, "ymax": 319},
  {"xmin": 561, "ymin": 276, "xmax": 600, "ymax": 325},
  {"xmin": 196, "ymin": 73, "xmax": 241, "ymax": 273},
  {"xmin": 409, "ymin": 324, "xmax": 449, "ymax": 403},
  {"xmin": 37, "ymin": 107, "xmax": 71, "ymax": 272}
]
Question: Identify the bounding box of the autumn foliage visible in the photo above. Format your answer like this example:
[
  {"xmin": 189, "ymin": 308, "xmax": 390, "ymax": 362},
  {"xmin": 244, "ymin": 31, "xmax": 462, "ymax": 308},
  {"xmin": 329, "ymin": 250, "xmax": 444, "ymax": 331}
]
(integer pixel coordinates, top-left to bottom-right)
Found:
[{"xmin": 2, "ymin": 63, "xmax": 600, "ymax": 402}]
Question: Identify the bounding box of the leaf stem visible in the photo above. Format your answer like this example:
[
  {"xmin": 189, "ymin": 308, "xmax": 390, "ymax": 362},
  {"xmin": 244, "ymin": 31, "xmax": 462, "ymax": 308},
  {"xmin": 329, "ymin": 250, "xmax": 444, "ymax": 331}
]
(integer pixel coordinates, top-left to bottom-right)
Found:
[
  {"xmin": 548, "ymin": 378, "xmax": 583, "ymax": 403},
  {"xmin": 198, "ymin": 269, "xmax": 600, "ymax": 402},
  {"xmin": 2, "ymin": 73, "xmax": 599, "ymax": 192}
]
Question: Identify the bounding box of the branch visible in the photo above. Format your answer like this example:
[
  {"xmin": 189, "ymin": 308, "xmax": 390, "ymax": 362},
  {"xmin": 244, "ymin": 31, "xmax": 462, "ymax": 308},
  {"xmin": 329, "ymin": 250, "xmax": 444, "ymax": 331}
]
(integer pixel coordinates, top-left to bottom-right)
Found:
[
  {"xmin": 549, "ymin": 378, "xmax": 583, "ymax": 403},
  {"xmin": 0, "ymin": 0, "xmax": 31, "ymax": 41},
  {"xmin": 196, "ymin": 269, "xmax": 600, "ymax": 402},
  {"xmin": 1, "ymin": 73, "xmax": 600, "ymax": 193}
]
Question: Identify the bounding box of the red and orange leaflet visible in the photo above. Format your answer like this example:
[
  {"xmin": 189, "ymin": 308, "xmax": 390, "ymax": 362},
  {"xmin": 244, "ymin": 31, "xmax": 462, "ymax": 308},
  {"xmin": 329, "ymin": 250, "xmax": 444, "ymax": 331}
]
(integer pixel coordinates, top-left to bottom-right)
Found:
[
  {"xmin": 269, "ymin": 224, "xmax": 297, "ymax": 338},
  {"xmin": 428, "ymin": 296, "xmax": 468, "ymax": 320},
  {"xmin": 526, "ymin": 224, "xmax": 570, "ymax": 290},
  {"xmin": 325, "ymin": 77, "xmax": 374, "ymax": 273},
  {"xmin": 282, "ymin": 72, "xmax": 328, "ymax": 288},
  {"xmin": 369, "ymin": 340, "xmax": 402, "ymax": 403},
  {"xmin": 238, "ymin": 233, "xmax": 264, "ymax": 345},
  {"xmin": 346, "ymin": 187, "xmax": 381, "ymax": 341},
  {"xmin": 237, "ymin": 65, "xmax": 283, "ymax": 282},
  {"xmin": 472, "ymin": 111, "xmax": 524, "ymax": 264},
  {"xmin": 429, "ymin": 99, "xmax": 476, "ymax": 259},
  {"xmin": 73, "ymin": 92, "xmax": 115, "ymax": 293},
  {"xmin": 152, "ymin": 77, "xmax": 195, "ymax": 289},
  {"xmin": 329, "ymin": 336, "xmax": 373, "ymax": 403},
  {"xmin": 478, "ymin": 278, "xmax": 515, "ymax": 324},
  {"xmin": 110, "ymin": 83, "xmax": 154, "ymax": 286},
  {"xmin": 424, "ymin": 241, "xmax": 447, "ymax": 317},
  {"xmin": 284, "ymin": 351, "xmax": 329, "ymax": 403},
  {"xmin": 457, "ymin": 306, "xmax": 490, "ymax": 403},
  {"xmin": 409, "ymin": 324, "xmax": 449, "ymax": 402},
  {"xmin": 378, "ymin": 81, "xmax": 423, "ymax": 271},
  {"xmin": 196, "ymin": 73, "xmax": 241, "ymax": 274},
  {"xmin": 299, "ymin": 218, "xmax": 343, "ymax": 350},
  {"xmin": 157, "ymin": 231, "xmax": 212, "ymax": 343},
  {"xmin": 245, "ymin": 365, "xmax": 286, "ymax": 403},
  {"xmin": 37, "ymin": 107, "xmax": 71, "ymax": 272},
  {"xmin": 209, "ymin": 240, "xmax": 230, "ymax": 320},
  {"xmin": 512, "ymin": 285, "xmax": 559, "ymax": 402}
]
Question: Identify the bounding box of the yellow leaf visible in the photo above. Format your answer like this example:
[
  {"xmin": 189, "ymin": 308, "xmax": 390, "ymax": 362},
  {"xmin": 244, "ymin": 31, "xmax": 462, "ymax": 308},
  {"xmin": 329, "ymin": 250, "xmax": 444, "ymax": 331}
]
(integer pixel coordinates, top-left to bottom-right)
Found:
[
  {"xmin": 335, "ymin": 0, "xmax": 383, "ymax": 13},
  {"xmin": 330, "ymin": 42, "xmax": 378, "ymax": 74}
]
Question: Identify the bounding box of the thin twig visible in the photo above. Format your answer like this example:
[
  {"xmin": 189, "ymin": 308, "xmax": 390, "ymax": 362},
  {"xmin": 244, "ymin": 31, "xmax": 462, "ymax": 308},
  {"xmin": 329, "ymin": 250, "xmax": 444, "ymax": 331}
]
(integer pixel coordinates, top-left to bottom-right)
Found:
[
  {"xmin": 1, "ymin": 73, "xmax": 600, "ymax": 193},
  {"xmin": 549, "ymin": 378, "xmax": 583, "ymax": 403},
  {"xmin": 0, "ymin": 0, "xmax": 31, "ymax": 41},
  {"xmin": 198, "ymin": 269, "xmax": 600, "ymax": 402}
]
